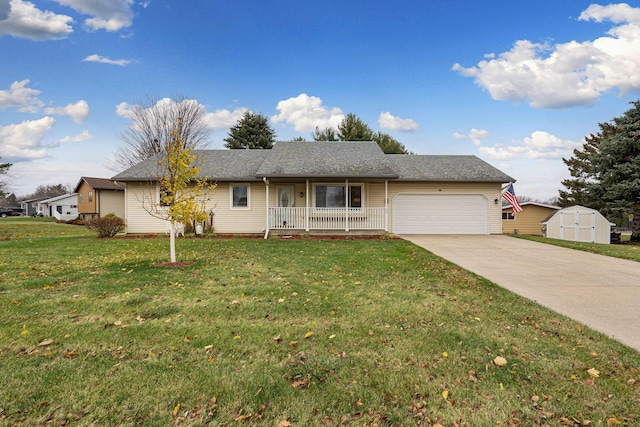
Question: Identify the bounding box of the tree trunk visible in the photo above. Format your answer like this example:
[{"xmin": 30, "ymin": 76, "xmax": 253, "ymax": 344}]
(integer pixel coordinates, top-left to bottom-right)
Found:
[
  {"xmin": 631, "ymin": 204, "xmax": 640, "ymax": 242},
  {"xmin": 169, "ymin": 221, "xmax": 177, "ymax": 262}
]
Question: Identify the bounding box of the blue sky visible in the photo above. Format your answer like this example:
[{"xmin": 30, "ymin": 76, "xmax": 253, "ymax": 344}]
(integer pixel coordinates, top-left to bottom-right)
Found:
[{"xmin": 1, "ymin": 0, "xmax": 640, "ymax": 200}]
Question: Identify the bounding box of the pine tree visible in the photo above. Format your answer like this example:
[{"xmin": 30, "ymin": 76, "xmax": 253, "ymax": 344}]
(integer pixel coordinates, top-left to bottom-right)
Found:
[
  {"xmin": 557, "ymin": 125, "xmax": 613, "ymax": 209},
  {"xmin": 591, "ymin": 101, "xmax": 640, "ymax": 240},
  {"xmin": 337, "ymin": 113, "xmax": 374, "ymax": 141},
  {"xmin": 224, "ymin": 111, "xmax": 276, "ymax": 149}
]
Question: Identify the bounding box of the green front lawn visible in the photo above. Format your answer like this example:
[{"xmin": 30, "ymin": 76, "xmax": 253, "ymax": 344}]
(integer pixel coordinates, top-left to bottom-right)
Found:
[
  {"xmin": 1, "ymin": 221, "xmax": 639, "ymax": 426},
  {"xmin": 514, "ymin": 234, "xmax": 640, "ymax": 262}
]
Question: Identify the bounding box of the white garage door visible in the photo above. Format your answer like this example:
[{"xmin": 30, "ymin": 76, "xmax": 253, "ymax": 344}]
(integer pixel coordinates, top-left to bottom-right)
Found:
[{"xmin": 393, "ymin": 194, "xmax": 489, "ymax": 234}]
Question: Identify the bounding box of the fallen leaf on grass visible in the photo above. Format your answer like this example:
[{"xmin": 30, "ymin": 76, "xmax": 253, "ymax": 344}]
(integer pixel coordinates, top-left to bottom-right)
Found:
[
  {"xmin": 607, "ymin": 418, "xmax": 621, "ymax": 425},
  {"xmin": 63, "ymin": 350, "xmax": 78, "ymax": 358},
  {"xmin": 442, "ymin": 390, "xmax": 449, "ymax": 400},
  {"xmin": 587, "ymin": 368, "xmax": 600, "ymax": 378},
  {"xmin": 291, "ymin": 378, "xmax": 308, "ymax": 388},
  {"xmin": 172, "ymin": 403, "xmax": 182, "ymax": 416},
  {"xmin": 273, "ymin": 334, "xmax": 282, "ymax": 343},
  {"xmin": 493, "ymin": 356, "xmax": 507, "ymax": 367},
  {"xmin": 278, "ymin": 420, "xmax": 292, "ymax": 427},
  {"xmin": 38, "ymin": 339, "xmax": 54, "ymax": 346},
  {"xmin": 304, "ymin": 331, "xmax": 314, "ymax": 339}
]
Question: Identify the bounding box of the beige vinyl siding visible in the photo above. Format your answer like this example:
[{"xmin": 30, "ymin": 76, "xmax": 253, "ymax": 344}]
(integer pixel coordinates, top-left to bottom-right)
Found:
[
  {"xmin": 123, "ymin": 183, "xmax": 171, "ymax": 234},
  {"xmin": 502, "ymin": 205, "xmax": 557, "ymax": 235},
  {"xmin": 210, "ymin": 183, "xmax": 266, "ymax": 233},
  {"xmin": 98, "ymin": 191, "xmax": 125, "ymax": 218},
  {"xmin": 385, "ymin": 182, "xmax": 504, "ymax": 234},
  {"xmin": 124, "ymin": 182, "xmax": 267, "ymax": 234}
]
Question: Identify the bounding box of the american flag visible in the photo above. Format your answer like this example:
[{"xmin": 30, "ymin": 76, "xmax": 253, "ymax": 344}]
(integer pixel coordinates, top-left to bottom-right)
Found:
[{"xmin": 502, "ymin": 184, "xmax": 523, "ymax": 214}]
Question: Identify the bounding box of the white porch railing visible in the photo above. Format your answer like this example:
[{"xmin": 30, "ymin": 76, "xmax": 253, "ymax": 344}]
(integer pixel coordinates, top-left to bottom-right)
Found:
[{"xmin": 269, "ymin": 207, "xmax": 386, "ymax": 231}]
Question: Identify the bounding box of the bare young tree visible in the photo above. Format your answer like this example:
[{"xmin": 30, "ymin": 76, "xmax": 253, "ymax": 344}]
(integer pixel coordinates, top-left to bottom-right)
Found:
[{"xmin": 112, "ymin": 96, "xmax": 212, "ymax": 171}]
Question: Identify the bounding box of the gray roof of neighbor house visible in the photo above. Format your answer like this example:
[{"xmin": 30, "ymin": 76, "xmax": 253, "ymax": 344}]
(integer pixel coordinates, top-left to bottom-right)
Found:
[
  {"xmin": 75, "ymin": 177, "xmax": 124, "ymax": 192},
  {"xmin": 111, "ymin": 141, "xmax": 515, "ymax": 183}
]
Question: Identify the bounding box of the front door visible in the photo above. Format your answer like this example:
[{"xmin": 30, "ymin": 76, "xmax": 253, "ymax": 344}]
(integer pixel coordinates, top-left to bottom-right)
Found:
[
  {"xmin": 277, "ymin": 187, "xmax": 294, "ymax": 208},
  {"xmin": 276, "ymin": 187, "xmax": 294, "ymax": 228}
]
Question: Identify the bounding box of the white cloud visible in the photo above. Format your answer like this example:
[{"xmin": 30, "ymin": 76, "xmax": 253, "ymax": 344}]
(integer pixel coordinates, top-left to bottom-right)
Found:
[
  {"xmin": 203, "ymin": 107, "xmax": 248, "ymax": 130},
  {"xmin": 56, "ymin": 129, "xmax": 92, "ymax": 144},
  {"xmin": 0, "ymin": 0, "xmax": 73, "ymax": 40},
  {"xmin": 579, "ymin": 3, "xmax": 640, "ymax": 24},
  {"xmin": 115, "ymin": 101, "xmax": 134, "ymax": 119},
  {"xmin": 0, "ymin": 79, "xmax": 43, "ymax": 112},
  {"xmin": 272, "ymin": 93, "xmax": 344, "ymax": 132},
  {"xmin": 82, "ymin": 54, "xmax": 130, "ymax": 66},
  {"xmin": 478, "ymin": 131, "xmax": 583, "ymax": 160},
  {"xmin": 0, "ymin": 116, "xmax": 56, "ymax": 161},
  {"xmin": 453, "ymin": 3, "xmax": 640, "ymax": 108},
  {"xmin": 453, "ymin": 128, "xmax": 490, "ymax": 146},
  {"xmin": 378, "ymin": 112, "xmax": 418, "ymax": 132},
  {"xmin": 44, "ymin": 100, "xmax": 90, "ymax": 123},
  {"xmin": 55, "ymin": 0, "xmax": 134, "ymax": 31}
]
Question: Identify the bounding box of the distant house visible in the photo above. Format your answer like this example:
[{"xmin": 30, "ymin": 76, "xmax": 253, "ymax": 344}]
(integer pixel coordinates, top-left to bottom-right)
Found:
[
  {"xmin": 502, "ymin": 202, "xmax": 561, "ymax": 235},
  {"xmin": 112, "ymin": 141, "xmax": 515, "ymax": 236},
  {"xmin": 541, "ymin": 205, "xmax": 615, "ymax": 244},
  {"xmin": 74, "ymin": 177, "xmax": 125, "ymax": 220},
  {"xmin": 20, "ymin": 197, "xmax": 47, "ymax": 216},
  {"xmin": 37, "ymin": 193, "xmax": 78, "ymax": 221}
]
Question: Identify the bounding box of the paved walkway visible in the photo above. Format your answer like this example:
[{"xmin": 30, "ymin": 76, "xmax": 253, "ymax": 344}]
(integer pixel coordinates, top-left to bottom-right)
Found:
[{"xmin": 402, "ymin": 235, "xmax": 640, "ymax": 353}]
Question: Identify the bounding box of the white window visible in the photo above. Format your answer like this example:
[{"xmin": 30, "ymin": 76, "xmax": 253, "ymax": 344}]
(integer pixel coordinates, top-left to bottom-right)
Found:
[
  {"xmin": 314, "ymin": 184, "xmax": 363, "ymax": 208},
  {"xmin": 231, "ymin": 184, "xmax": 250, "ymax": 209}
]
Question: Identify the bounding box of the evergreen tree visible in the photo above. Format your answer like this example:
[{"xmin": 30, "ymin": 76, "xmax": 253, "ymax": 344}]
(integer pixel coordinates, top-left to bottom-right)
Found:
[
  {"xmin": 557, "ymin": 125, "xmax": 613, "ymax": 209},
  {"xmin": 311, "ymin": 126, "xmax": 338, "ymax": 141},
  {"xmin": 372, "ymin": 132, "xmax": 411, "ymax": 154},
  {"xmin": 313, "ymin": 114, "xmax": 411, "ymax": 154},
  {"xmin": 337, "ymin": 113, "xmax": 374, "ymax": 141},
  {"xmin": 591, "ymin": 101, "xmax": 640, "ymax": 241},
  {"xmin": 224, "ymin": 111, "xmax": 276, "ymax": 149}
]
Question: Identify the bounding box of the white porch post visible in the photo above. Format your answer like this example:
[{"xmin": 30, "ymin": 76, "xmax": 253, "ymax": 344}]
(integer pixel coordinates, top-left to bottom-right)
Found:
[
  {"xmin": 345, "ymin": 179, "xmax": 349, "ymax": 231},
  {"xmin": 263, "ymin": 178, "xmax": 270, "ymax": 239},
  {"xmin": 305, "ymin": 179, "xmax": 310, "ymax": 232},
  {"xmin": 385, "ymin": 180, "xmax": 389, "ymax": 232}
]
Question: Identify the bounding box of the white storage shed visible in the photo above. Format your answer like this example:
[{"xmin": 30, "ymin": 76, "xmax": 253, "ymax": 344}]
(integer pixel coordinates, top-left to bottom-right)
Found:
[{"xmin": 541, "ymin": 205, "xmax": 615, "ymax": 244}]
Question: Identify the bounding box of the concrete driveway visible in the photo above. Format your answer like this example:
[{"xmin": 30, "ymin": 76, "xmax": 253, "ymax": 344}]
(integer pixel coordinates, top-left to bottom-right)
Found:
[{"xmin": 402, "ymin": 235, "xmax": 640, "ymax": 353}]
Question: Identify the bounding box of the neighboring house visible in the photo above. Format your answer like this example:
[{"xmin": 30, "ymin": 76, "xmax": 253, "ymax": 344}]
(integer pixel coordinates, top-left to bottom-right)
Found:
[
  {"xmin": 74, "ymin": 177, "xmax": 125, "ymax": 220},
  {"xmin": 37, "ymin": 193, "xmax": 79, "ymax": 221},
  {"xmin": 111, "ymin": 141, "xmax": 515, "ymax": 236},
  {"xmin": 542, "ymin": 205, "xmax": 615, "ymax": 244},
  {"xmin": 20, "ymin": 197, "xmax": 47, "ymax": 216},
  {"xmin": 502, "ymin": 202, "xmax": 561, "ymax": 235}
]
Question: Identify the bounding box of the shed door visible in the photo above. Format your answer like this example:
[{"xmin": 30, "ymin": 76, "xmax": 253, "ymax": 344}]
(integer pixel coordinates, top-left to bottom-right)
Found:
[
  {"xmin": 392, "ymin": 194, "xmax": 489, "ymax": 234},
  {"xmin": 560, "ymin": 210, "xmax": 595, "ymax": 242}
]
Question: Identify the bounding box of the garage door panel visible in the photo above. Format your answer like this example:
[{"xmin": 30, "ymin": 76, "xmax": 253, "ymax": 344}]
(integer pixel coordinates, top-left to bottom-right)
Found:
[{"xmin": 393, "ymin": 194, "xmax": 488, "ymax": 235}]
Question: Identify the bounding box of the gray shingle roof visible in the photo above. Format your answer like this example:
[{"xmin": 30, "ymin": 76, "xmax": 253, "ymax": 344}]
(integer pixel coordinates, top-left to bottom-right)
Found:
[
  {"xmin": 387, "ymin": 155, "xmax": 515, "ymax": 182},
  {"xmin": 112, "ymin": 142, "xmax": 515, "ymax": 184},
  {"xmin": 256, "ymin": 141, "xmax": 398, "ymax": 179},
  {"xmin": 112, "ymin": 150, "xmax": 270, "ymax": 182}
]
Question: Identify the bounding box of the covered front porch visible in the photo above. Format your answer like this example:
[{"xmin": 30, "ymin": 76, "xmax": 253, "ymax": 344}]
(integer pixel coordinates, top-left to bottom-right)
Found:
[{"xmin": 264, "ymin": 179, "xmax": 389, "ymax": 236}]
